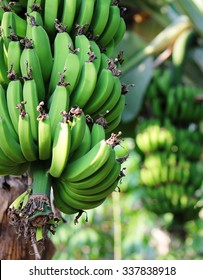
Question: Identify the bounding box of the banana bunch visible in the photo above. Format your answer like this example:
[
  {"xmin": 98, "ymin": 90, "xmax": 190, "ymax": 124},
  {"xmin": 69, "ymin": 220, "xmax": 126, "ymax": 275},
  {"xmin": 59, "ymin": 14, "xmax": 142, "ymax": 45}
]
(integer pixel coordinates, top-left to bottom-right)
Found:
[
  {"xmin": 135, "ymin": 118, "xmax": 175, "ymax": 154},
  {"xmin": 0, "ymin": 0, "xmax": 128, "ymax": 243},
  {"xmin": 143, "ymin": 184, "xmax": 201, "ymax": 221}
]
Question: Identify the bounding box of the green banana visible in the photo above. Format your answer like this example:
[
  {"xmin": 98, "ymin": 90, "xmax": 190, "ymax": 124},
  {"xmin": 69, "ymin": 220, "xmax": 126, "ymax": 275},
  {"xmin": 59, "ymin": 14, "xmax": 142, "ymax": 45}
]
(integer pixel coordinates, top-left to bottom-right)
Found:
[
  {"xmin": 52, "ymin": 182, "xmax": 79, "ymax": 214},
  {"xmin": 49, "ymin": 112, "xmax": 71, "ymax": 178},
  {"xmin": 48, "ymin": 80, "xmax": 70, "ymax": 139},
  {"xmin": 62, "ymin": 147, "xmax": 116, "ymax": 188},
  {"xmin": 69, "ymin": 122, "xmax": 92, "ymax": 161},
  {"xmin": 20, "ymin": 38, "xmax": 45, "ymax": 101},
  {"xmin": 90, "ymin": 122, "xmax": 105, "ymax": 148},
  {"xmin": 18, "ymin": 109, "xmax": 38, "ymax": 161},
  {"xmin": 105, "ymin": 114, "xmax": 121, "ymax": 134},
  {"xmin": 70, "ymin": 55, "xmax": 97, "ymax": 108},
  {"xmin": 75, "ymin": 0, "xmax": 95, "ymax": 29},
  {"xmin": 30, "ymin": 20, "xmax": 53, "ymax": 84},
  {"xmin": 74, "ymin": 34, "xmax": 91, "ymax": 63},
  {"xmin": 88, "ymin": 39, "xmax": 101, "ymax": 73},
  {"xmin": 89, "ymin": 0, "xmax": 111, "ymax": 38},
  {"xmin": 0, "ymin": 10, "xmax": 15, "ymax": 49},
  {"xmin": 69, "ymin": 108, "xmax": 86, "ymax": 154},
  {"xmin": 6, "ymin": 75, "xmax": 23, "ymax": 133},
  {"xmin": 37, "ymin": 108, "xmax": 52, "ymax": 160},
  {"xmin": 97, "ymin": 5, "xmax": 120, "ymax": 47},
  {"xmin": 63, "ymin": 47, "xmax": 81, "ymax": 94},
  {"xmin": 0, "ymin": 84, "xmax": 18, "ymax": 140},
  {"xmin": 7, "ymin": 39, "xmax": 22, "ymax": 76},
  {"xmin": 44, "ymin": 0, "xmax": 61, "ymax": 39},
  {"xmin": 113, "ymin": 16, "xmax": 126, "ymax": 46},
  {"xmin": 83, "ymin": 67, "xmax": 115, "ymax": 114},
  {"xmin": 48, "ymin": 30, "xmax": 73, "ymax": 94},
  {"xmin": 13, "ymin": 11, "xmax": 27, "ymax": 38},
  {"xmin": 0, "ymin": 34, "xmax": 9, "ymax": 87},
  {"xmin": 23, "ymin": 77, "xmax": 39, "ymax": 141},
  {"xmin": 61, "ymin": 0, "xmax": 77, "ymax": 33},
  {"xmin": 105, "ymin": 94, "xmax": 125, "ymax": 123},
  {"xmin": 62, "ymin": 139, "xmax": 111, "ymax": 182},
  {"xmin": 57, "ymin": 179, "xmax": 106, "ymax": 210},
  {"xmin": 0, "ymin": 116, "xmax": 26, "ymax": 163},
  {"xmin": 0, "ymin": 146, "xmax": 19, "ymax": 167}
]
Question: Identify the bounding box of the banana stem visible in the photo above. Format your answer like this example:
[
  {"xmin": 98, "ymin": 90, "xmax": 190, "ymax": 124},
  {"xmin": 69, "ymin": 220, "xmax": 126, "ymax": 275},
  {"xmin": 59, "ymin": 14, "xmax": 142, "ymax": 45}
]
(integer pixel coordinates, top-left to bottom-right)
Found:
[{"xmin": 30, "ymin": 160, "xmax": 52, "ymax": 196}]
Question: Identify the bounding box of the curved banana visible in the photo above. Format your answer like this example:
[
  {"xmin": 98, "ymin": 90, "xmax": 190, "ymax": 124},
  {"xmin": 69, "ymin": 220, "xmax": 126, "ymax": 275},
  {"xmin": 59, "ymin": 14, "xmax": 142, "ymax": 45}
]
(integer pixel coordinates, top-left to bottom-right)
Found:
[
  {"xmin": 63, "ymin": 147, "xmax": 117, "ymax": 189},
  {"xmin": 0, "ymin": 146, "xmax": 19, "ymax": 167},
  {"xmin": 48, "ymin": 81, "xmax": 70, "ymax": 139},
  {"xmin": 90, "ymin": 122, "xmax": 105, "ymax": 148},
  {"xmin": 105, "ymin": 94, "xmax": 125, "ymax": 123},
  {"xmin": 97, "ymin": 5, "xmax": 120, "ymax": 47},
  {"xmin": 52, "ymin": 182, "xmax": 79, "ymax": 214},
  {"xmin": 0, "ymin": 116, "xmax": 26, "ymax": 163},
  {"xmin": 0, "ymin": 84, "xmax": 18, "ymax": 140},
  {"xmin": 62, "ymin": 139, "xmax": 111, "ymax": 182},
  {"xmin": 0, "ymin": 10, "xmax": 15, "ymax": 49},
  {"xmin": 44, "ymin": 0, "xmax": 60, "ymax": 39},
  {"xmin": 74, "ymin": 0, "xmax": 95, "ymax": 34},
  {"xmin": 89, "ymin": 39, "xmax": 101, "ymax": 73},
  {"xmin": 58, "ymin": 180, "xmax": 106, "ymax": 210},
  {"xmin": 69, "ymin": 109, "xmax": 86, "ymax": 154},
  {"xmin": 49, "ymin": 113, "xmax": 71, "ymax": 178},
  {"xmin": 23, "ymin": 78, "xmax": 39, "ymax": 141},
  {"xmin": 37, "ymin": 110, "xmax": 52, "ymax": 160},
  {"xmin": 6, "ymin": 76, "xmax": 23, "ymax": 133},
  {"xmin": 18, "ymin": 110, "xmax": 38, "ymax": 161},
  {"xmin": 75, "ymin": 34, "xmax": 91, "ymax": 63},
  {"xmin": 0, "ymin": 35, "xmax": 9, "ymax": 87},
  {"xmin": 63, "ymin": 48, "xmax": 81, "ymax": 94},
  {"xmin": 61, "ymin": 0, "xmax": 77, "ymax": 33},
  {"xmin": 89, "ymin": 0, "xmax": 111, "ymax": 38},
  {"xmin": 70, "ymin": 55, "xmax": 97, "ymax": 108},
  {"xmin": 84, "ymin": 68, "xmax": 115, "ymax": 114},
  {"xmin": 48, "ymin": 30, "xmax": 73, "ymax": 94},
  {"xmin": 30, "ymin": 21, "xmax": 53, "ymax": 83},
  {"xmin": 69, "ymin": 122, "xmax": 92, "ymax": 161},
  {"xmin": 7, "ymin": 39, "xmax": 22, "ymax": 76},
  {"xmin": 113, "ymin": 16, "xmax": 126, "ymax": 46},
  {"xmin": 20, "ymin": 39, "xmax": 45, "ymax": 101},
  {"xmin": 92, "ymin": 75, "xmax": 122, "ymax": 118}
]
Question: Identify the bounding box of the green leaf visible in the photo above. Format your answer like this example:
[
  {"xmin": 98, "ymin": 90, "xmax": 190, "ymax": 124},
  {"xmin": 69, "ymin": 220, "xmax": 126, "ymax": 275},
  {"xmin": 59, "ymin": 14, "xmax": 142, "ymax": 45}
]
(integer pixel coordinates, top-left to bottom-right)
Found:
[{"xmin": 121, "ymin": 56, "xmax": 154, "ymax": 123}]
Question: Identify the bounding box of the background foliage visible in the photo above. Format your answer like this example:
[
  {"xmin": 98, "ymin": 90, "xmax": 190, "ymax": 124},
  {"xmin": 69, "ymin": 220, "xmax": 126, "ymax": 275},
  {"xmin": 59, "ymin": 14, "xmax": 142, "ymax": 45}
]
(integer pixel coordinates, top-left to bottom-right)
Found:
[{"xmin": 51, "ymin": 0, "xmax": 203, "ymax": 260}]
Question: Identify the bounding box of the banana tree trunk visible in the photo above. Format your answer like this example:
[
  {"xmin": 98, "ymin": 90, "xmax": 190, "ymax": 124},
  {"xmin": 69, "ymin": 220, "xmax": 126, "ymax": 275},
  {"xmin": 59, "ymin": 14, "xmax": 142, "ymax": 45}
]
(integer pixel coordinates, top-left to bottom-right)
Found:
[{"xmin": 0, "ymin": 175, "xmax": 55, "ymax": 260}]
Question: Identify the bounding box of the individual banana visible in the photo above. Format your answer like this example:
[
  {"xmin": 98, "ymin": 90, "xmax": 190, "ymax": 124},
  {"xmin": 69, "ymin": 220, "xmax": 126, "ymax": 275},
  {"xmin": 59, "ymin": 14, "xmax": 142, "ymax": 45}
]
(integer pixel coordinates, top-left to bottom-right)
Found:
[
  {"xmin": 7, "ymin": 37, "xmax": 22, "ymax": 76},
  {"xmin": 49, "ymin": 112, "xmax": 71, "ymax": 178},
  {"xmin": 113, "ymin": 16, "xmax": 126, "ymax": 46},
  {"xmin": 0, "ymin": 116, "xmax": 26, "ymax": 163},
  {"xmin": 22, "ymin": 76, "xmax": 39, "ymax": 141},
  {"xmin": 105, "ymin": 94, "xmax": 125, "ymax": 123},
  {"xmin": 48, "ymin": 28, "xmax": 73, "ymax": 94},
  {"xmin": 88, "ymin": 39, "xmax": 101, "ymax": 73},
  {"xmin": 44, "ymin": 0, "xmax": 61, "ymax": 39},
  {"xmin": 37, "ymin": 103, "xmax": 52, "ymax": 160},
  {"xmin": 20, "ymin": 38, "xmax": 45, "ymax": 101},
  {"xmin": 18, "ymin": 107, "xmax": 38, "ymax": 161},
  {"xmin": 74, "ymin": 0, "xmax": 95, "ymax": 34},
  {"xmin": 0, "ymin": 84, "xmax": 18, "ymax": 140},
  {"xmin": 97, "ymin": 5, "xmax": 120, "ymax": 47},
  {"xmin": 69, "ymin": 107, "xmax": 86, "ymax": 154},
  {"xmin": 83, "ymin": 67, "xmax": 115, "ymax": 115},
  {"xmin": 6, "ymin": 73, "xmax": 23, "ymax": 133},
  {"xmin": 48, "ymin": 76, "xmax": 70, "ymax": 139},
  {"xmin": 74, "ymin": 34, "xmax": 91, "ymax": 63},
  {"xmin": 60, "ymin": 0, "xmax": 77, "ymax": 33},
  {"xmin": 61, "ymin": 139, "xmax": 111, "ymax": 182},
  {"xmin": 89, "ymin": 0, "xmax": 111, "ymax": 38},
  {"xmin": 0, "ymin": 33, "xmax": 9, "ymax": 87},
  {"xmin": 0, "ymin": 9, "xmax": 15, "ymax": 49},
  {"xmin": 69, "ymin": 121, "xmax": 92, "ymax": 161},
  {"xmin": 30, "ymin": 19, "xmax": 53, "ymax": 84},
  {"xmin": 70, "ymin": 53, "xmax": 97, "ymax": 108},
  {"xmin": 63, "ymin": 47, "xmax": 81, "ymax": 94},
  {"xmin": 90, "ymin": 122, "xmax": 106, "ymax": 148}
]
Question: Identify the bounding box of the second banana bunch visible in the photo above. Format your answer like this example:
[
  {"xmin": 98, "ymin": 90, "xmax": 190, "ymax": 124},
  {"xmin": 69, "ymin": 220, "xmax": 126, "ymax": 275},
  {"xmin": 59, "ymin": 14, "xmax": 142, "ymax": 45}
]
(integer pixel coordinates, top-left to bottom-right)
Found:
[{"xmin": 0, "ymin": 0, "xmax": 128, "ymax": 243}]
